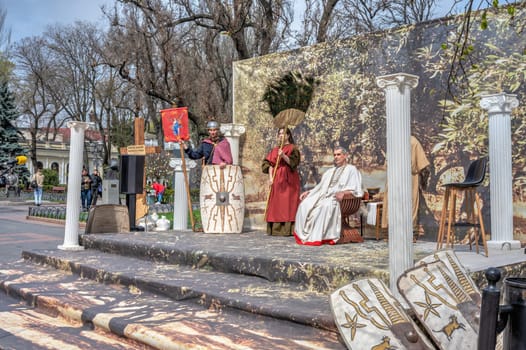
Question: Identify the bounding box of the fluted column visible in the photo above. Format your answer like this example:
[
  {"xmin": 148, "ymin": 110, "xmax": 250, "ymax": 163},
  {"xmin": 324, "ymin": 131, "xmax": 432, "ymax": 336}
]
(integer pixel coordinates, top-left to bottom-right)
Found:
[
  {"xmin": 169, "ymin": 157, "xmax": 197, "ymax": 230},
  {"xmin": 377, "ymin": 73, "xmax": 419, "ymax": 297},
  {"xmin": 480, "ymin": 93, "xmax": 520, "ymax": 249},
  {"xmin": 221, "ymin": 123, "xmax": 246, "ymax": 165},
  {"xmin": 59, "ymin": 121, "xmax": 92, "ymax": 250}
]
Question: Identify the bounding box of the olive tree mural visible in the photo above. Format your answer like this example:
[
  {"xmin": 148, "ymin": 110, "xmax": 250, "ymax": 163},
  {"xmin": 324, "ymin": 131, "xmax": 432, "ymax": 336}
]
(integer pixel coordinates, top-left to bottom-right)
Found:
[{"xmin": 234, "ymin": 4, "xmax": 526, "ymax": 240}]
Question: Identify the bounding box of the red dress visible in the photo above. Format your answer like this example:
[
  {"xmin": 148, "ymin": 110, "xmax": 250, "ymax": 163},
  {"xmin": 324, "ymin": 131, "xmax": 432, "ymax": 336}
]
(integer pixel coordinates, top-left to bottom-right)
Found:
[{"xmin": 263, "ymin": 144, "xmax": 301, "ymax": 230}]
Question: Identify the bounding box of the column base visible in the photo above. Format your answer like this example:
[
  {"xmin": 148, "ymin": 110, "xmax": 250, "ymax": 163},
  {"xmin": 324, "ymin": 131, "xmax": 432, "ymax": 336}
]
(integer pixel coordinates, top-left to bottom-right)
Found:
[
  {"xmin": 486, "ymin": 240, "xmax": 521, "ymax": 250},
  {"xmin": 57, "ymin": 244, "xmax": 85, "ymax": 251}
]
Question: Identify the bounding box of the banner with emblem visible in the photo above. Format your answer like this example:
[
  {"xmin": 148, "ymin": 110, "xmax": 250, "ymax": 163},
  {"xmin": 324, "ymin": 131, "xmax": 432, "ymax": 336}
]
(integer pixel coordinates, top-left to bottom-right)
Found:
[{"xmin": 161, "ymin": 107, "xmax": 190, "ymax": 142}]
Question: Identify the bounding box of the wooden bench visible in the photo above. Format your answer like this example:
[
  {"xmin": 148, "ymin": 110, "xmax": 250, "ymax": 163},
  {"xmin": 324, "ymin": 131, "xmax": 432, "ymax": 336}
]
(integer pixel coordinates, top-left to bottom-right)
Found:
[{"xmin": 51, "ymin": 186, "xmax": 66, "ymax": 193}]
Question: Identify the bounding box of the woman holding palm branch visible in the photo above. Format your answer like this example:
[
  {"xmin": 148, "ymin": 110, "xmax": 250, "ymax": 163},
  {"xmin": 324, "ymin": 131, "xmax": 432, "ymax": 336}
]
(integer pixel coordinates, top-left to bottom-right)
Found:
[{"xmin": 262, "ymin": 127, "xmax": 301, "ymax": 236}]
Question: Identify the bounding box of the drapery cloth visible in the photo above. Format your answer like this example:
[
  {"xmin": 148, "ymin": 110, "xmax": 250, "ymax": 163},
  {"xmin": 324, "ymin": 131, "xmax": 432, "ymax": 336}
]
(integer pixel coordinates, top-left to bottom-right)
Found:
[{"xmin": 294, "ymin": 164, "xmax": 363, "ymax": 245}]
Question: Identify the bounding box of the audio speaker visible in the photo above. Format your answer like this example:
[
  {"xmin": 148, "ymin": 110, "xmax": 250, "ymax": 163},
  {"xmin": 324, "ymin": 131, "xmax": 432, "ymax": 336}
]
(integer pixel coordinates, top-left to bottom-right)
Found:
[{"xmin": 119, "ymin": 155, "xmax": 145, "ymax": 194}]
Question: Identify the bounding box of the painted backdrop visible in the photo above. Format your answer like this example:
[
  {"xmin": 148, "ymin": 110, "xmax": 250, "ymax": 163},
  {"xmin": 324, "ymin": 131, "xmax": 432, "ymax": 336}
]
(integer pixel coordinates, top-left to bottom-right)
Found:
[{"xmin": 233, "ymin": 5, "xmax": 526, "ymax": 240}]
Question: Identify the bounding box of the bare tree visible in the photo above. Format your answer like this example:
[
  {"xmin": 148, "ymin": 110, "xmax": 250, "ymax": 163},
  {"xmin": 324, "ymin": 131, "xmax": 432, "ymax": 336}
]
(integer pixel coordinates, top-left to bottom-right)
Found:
[{"xmin": 14, "ymin": 37, "xmax": 65, "ymax": 169}]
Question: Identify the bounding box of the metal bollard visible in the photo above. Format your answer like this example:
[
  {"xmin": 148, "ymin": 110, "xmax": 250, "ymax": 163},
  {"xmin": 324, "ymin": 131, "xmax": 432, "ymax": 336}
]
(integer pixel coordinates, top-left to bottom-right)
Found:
[
  {"xmin": 503, "ymin": 277, "xmax": 526, "ymax": 349},
  {"xmin": 478, "ymin": 267, "xmax": 504, "ymax": 350},
  {"xmin": 478, "ymin": 267, "xmax": 526, "ymax": 350}
]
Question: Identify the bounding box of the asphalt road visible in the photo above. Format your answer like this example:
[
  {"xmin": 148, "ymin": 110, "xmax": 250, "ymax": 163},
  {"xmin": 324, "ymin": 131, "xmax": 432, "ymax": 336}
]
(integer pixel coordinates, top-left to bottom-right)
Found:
[{"xmin": 0, "ymin": 204, "xmax": 69, "ymax": 264}]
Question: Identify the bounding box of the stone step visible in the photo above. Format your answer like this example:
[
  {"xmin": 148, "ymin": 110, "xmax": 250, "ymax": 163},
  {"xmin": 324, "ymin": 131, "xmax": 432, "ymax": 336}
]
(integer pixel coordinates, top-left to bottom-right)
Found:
[
  {"xmin": 0, "ymin": 290, "xmax": 150, "ymax": 350},
  {"xmin": 0, "ymin": 259, "xmax": 345, "ymax": 350},
  {"xmin": 79, "ymin": 231, "xmax": 407, "ymax": 293},
  {"xmin": 21, "ymin": 248, "xmax": 336, "ymax": 332}
]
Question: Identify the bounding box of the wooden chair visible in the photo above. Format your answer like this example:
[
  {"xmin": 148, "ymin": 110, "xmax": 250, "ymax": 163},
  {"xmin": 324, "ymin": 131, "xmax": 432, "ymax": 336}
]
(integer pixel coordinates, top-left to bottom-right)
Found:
[
  {"xmin": 436, "ymin": 157, "xmax": 488, "ymax": 256},
  {"xmin": 374, "ymin": 202, "xmax": 384, "ymax": 240},
  {"xmin": 339, "ymin": 194, "xmax": 364, "ymax": 243}
]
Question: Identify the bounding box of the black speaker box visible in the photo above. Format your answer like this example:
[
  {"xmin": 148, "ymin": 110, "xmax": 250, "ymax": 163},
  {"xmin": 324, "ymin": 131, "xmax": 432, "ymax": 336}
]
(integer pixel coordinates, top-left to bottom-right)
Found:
[{"xmin": 119, "ymin": 155, "xmax": 145, "ymax": 194}]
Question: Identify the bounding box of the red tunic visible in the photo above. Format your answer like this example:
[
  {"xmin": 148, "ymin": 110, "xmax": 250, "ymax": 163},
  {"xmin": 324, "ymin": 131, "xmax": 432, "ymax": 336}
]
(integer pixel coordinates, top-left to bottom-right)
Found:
[{"xmin": 264, "ymin": 144, "xmax": 301, "ymax": 223}]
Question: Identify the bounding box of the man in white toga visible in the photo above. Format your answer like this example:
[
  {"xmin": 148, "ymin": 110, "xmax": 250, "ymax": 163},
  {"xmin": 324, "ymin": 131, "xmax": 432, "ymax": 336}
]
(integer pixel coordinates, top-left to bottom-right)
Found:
[{"xmin": 294, "ymin": 146, "xmax": 363, "ymax": 246}]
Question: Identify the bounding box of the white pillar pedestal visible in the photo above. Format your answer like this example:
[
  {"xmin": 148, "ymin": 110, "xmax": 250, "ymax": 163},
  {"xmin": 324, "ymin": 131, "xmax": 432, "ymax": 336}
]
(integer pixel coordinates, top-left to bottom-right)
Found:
[
  {"xmin": 221, "ymin": 123, "xmax": 246, "ymax": 166},
  {"xmin": 480, "ymin": 93, "xmax": 521, "ymax": 250},
  {"xmin": 59, "ymin": 121, "xmax": 93, "ymax": 251},
  {"xmin": 377, "ymin": 73, "xmax": 419, "ymax": 298},
  {"xmin": 169, "ymin": 156, "xmax": 197, "ymax": 230}
]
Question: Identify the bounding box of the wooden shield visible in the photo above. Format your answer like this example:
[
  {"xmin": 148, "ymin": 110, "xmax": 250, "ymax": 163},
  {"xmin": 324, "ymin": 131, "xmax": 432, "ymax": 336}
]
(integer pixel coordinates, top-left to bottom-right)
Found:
[
  {"xmin": 200, "ymin": 165, "xmax": 245, "ymax": 233},
  {"xmin": 330, "ymin": 278, "xmax": 435, "ymax": 349}
]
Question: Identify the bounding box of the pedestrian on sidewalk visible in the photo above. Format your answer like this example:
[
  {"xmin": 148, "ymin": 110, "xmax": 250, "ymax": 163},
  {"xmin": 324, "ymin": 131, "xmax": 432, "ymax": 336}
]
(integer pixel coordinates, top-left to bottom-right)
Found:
[
  {"xmin": 90, "ymin": 168, "xmax": 102, "ymax": 207},
  {"xmin": 81, "ymin": 167, "xmax": 92, "ymax": 211},
  {"xmin": 152, "ymin": 179, "xmax": 165, "ymax": 204},
  {"xmin": 31, "ymin": 167, "xmax": 44, "ymax": 206}
]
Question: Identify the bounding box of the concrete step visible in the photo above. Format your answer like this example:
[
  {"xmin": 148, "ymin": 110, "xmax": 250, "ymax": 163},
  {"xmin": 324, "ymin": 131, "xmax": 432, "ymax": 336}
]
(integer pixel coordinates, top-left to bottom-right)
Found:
[
  {"xmin": 0, "ymin": 259, "xmax": 345, "ymax": 350},
  {"xmin": 21, "ymin": 248, "xmax": 336, "ymax": 332}
]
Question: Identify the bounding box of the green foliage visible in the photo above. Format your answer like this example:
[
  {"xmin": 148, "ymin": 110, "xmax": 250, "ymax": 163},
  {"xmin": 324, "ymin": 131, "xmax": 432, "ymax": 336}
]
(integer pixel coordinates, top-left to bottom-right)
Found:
[
  {"xmin": 110, "ymin": 115, "xmax": 133, "ymax": 150},
  {"xmin": 0, "ymin": 81, "xmax": 27, "ymax": 167},
  {"xmin": 41, "ymin": 168, "xmax": 59, "ymax": 187},
  {"xmin": 163, "ymin": 187, "xmax": 173, "ymax": 203},
  {"xmin": 481, "ymin": 11, "xmax": 488, "ymax": 29},
  {"xmin": 261, "ymin": 71, "xmax": 317, "ymax": 116}
]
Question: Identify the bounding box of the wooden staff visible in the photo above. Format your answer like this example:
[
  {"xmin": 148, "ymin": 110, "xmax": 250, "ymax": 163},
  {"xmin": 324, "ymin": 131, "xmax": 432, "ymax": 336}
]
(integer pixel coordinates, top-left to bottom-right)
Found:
[
  {"xmin": 263, "ymin": 132, "xmax": 286, "ymax": 219},
  {"xmin": 179, "ymin": 144, "xmax": 196, "ymax": 231}
]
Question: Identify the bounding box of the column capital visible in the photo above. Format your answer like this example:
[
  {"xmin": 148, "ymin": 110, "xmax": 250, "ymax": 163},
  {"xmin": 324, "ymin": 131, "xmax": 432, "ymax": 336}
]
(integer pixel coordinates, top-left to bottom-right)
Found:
[
  {"xmin": 169, "ymin": 158, "xmax": 197, "ymax": 171},
  {"xmin": 480, "ymin": 93, "xmax": 519, "ymax": 115},
  {"xmin": 376, "ymin": 73, "xmax": 419, "ymax": 90},
  {"xmin": 220, "ymin": 123, "xmax": 246, "ymax": 137},
  {"xmin": 66, "ymin": 121, "xmax": 94, "ymax": 131}
]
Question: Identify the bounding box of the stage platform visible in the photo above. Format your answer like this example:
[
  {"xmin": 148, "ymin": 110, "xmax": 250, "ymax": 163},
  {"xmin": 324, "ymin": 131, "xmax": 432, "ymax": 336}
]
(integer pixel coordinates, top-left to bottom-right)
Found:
[{"xmin": 0, "ymin": 230, "xmax": 525, "ymax": 349}]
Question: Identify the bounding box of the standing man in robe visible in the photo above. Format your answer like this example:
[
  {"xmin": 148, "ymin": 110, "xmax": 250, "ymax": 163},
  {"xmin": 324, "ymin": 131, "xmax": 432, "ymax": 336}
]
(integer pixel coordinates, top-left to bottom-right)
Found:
[
  {"xmin": 381, "ymin": 135, "xmax": 430, "ymax": 239},
  {"xmin": 294, "ymin": 147, "xmax": 363, "ymax": 245},
  {"xmin": 180, "ymin": 120, "xmax": 233, "ymax": 168}
]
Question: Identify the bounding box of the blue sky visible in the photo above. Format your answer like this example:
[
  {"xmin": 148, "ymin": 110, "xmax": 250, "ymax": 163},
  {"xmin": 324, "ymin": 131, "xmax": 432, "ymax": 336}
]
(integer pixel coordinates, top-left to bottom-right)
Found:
[{"xmin": 1, "ymin": 0, "xmax": 111, "ymax": 43}]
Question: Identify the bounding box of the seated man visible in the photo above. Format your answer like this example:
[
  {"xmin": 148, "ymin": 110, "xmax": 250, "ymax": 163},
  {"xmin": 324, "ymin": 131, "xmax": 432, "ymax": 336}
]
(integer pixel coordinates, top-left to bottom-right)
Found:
[{"xmin": 294, "ymin": 146, "xmax": 363, "ymax": 245}]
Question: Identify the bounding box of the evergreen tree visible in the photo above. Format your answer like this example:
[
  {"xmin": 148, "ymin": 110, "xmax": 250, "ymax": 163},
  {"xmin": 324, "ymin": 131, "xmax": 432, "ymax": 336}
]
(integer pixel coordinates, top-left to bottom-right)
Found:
[{"xmin": 0, "ymin": 80, "xmax": 26, "ymax": 167}]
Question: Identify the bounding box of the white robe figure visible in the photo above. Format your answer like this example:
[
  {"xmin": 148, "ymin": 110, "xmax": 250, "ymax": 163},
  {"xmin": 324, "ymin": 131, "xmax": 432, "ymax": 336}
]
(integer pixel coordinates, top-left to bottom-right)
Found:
[{"xmin": 294, "ymin": 164, "xmax": 363, "ymax": 245}]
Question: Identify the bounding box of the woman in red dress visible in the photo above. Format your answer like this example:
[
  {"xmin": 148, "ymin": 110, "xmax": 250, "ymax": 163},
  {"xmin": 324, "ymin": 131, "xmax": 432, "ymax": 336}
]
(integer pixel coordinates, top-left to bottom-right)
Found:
[{"xmin": 262, "ymin": 128, "xmax": 301, "ymax": 236}]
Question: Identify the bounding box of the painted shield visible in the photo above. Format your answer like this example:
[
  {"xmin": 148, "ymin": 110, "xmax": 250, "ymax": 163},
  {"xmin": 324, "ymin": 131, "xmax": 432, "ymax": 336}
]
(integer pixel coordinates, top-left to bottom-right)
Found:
[
  {"xmin": 200, "ymin": 165, "xmax": 245, "ymax": 233},
  {"xmin": 417, "ymin": 250, "xmax": 481, "ymax": 306},
  {"xmin": 330, "ymin": 278, "xmax": 435, "ymax": 350},
  {"xmin": 398, "ymin": 260, "xmax": 479, "ymax": 350}
]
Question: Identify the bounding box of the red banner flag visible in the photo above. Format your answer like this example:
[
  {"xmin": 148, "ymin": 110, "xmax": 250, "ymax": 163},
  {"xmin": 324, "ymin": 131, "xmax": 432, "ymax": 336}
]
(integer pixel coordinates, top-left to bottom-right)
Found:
[{"xmin": 161, "ymin": 107, "xmax": 190, "ymax": 142}]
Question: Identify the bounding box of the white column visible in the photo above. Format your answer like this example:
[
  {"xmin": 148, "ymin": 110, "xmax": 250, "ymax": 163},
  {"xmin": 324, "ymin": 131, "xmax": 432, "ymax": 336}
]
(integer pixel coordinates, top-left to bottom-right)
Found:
[
  {"xmin": 376, "ymin": 73, "xmax": 419, "ymax": 298},
  {"xmin": 59, "ymin": 121, "xmax": 93, "ymax": 251},
  {"xmin": 480, "ymin": 93, "xmax": 520, "ymax": 249},
  {"xmin": 169, "ymin": 156, "xmax": 197, "ymax": 230},
  {"xmin": 220, "ymin": 123, "xmax": 246, "ymax": 165}
]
